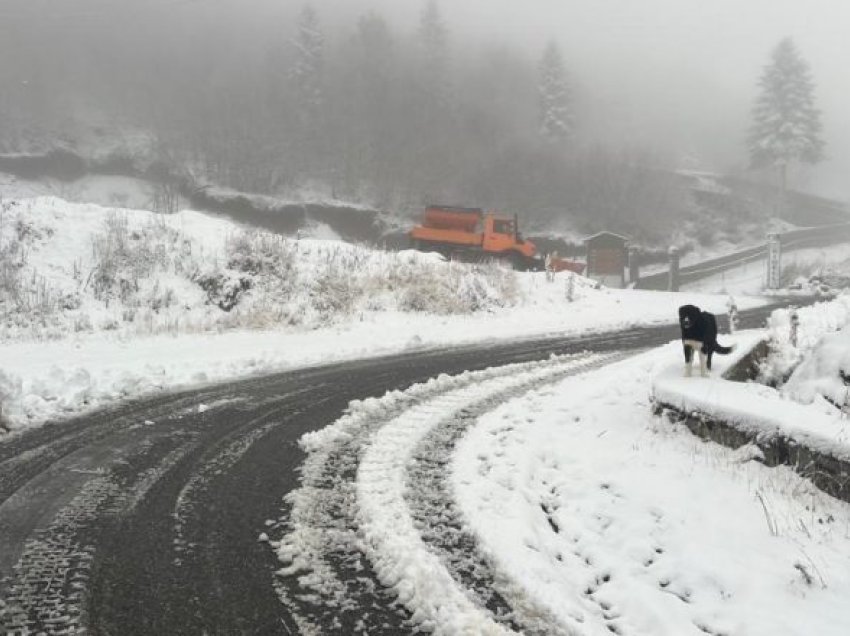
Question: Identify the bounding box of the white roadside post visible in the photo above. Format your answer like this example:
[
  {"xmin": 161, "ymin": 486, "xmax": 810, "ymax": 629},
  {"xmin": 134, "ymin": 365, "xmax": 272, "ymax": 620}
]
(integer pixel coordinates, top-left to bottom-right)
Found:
[
  {"xmin": 726, "ymin": 296, "xmax": 739, "ymax": 334},
  {"xmin": 767, "ymin": 233, "xmax": 782, "ymax": 290},
  {"xmin": 667, "ymin": 246, "xmax": 680, "ymax": 292},
  {"xmin": 790, "ymin": 309, "xmax": 800, "ymax": 347},
  {"xmin": 545, "ymin": 252, "xmax": 554, "ymax": 282}
]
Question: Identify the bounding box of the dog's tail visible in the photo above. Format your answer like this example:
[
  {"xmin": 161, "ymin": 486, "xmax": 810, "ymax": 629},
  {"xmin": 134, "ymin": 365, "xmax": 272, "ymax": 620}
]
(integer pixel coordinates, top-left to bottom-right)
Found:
[{"xmin": 714, "ymin": 342, "xmax": 735, "ymax": 355}]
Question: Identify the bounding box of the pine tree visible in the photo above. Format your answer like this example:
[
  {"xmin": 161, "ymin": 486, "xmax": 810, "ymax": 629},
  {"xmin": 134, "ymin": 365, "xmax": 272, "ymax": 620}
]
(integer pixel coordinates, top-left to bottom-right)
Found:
[
  {"xmin": 291, "ymin": 5, "xmax": 325, "ymax": 116},
  {"xmin": 414, "ymin": 0, "xmax": 454, "ymax": 199},
  {"xmin": 538, "ymin": 41, "xmax": 573, "ymax": 145},
  {"xmin": 356, "ymin": 11, "xmax": 394, "ymax": 92},
  {"xmin": 749, "ymin": 38, "xmax": 824, "ymax": 181},
  {"xmin": 418, "ymin": 0, "xmax": 450, "ymax": 101},
  {"xmin": 344, "ymin": 11, "xmax": 397, "ymax": 197},
  {"xmin": 289, "ymin": 4, "xmax": 326, "ymax": 178}
]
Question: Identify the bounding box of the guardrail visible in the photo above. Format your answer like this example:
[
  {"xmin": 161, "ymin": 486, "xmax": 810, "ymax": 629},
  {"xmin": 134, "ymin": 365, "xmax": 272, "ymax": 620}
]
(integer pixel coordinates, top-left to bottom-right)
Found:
[{"xmin": 635, "ymin": 222, "xmax": 850, "ymax": 290}]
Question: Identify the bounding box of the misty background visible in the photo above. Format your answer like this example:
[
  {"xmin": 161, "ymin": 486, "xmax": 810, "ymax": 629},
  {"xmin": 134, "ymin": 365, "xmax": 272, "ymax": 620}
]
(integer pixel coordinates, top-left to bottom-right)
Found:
[{"xmin": 0, "ymin": 0, "xmax": 847, "ymax": 244}]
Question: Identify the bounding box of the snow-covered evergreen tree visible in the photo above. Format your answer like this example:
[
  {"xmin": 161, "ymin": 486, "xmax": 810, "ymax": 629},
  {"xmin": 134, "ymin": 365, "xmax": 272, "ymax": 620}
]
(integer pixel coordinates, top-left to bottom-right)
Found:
[
  {"xmin": 538, "ymin": 41, "xmax": 573, "ymax": 145},
  {"xmin": 418, "ymin": 0, "xmax": 450, "ymax": 102},
  {"xmin": 291, "ymin": 5, "xmax": 325, "ymax": 116},
  {"xmin": 748, "ymin": 38, "xmax": 824, "ymax": 176},
  {"xmin": 414, "ymin": 0, "xmax": 455, "ymax": 200}
]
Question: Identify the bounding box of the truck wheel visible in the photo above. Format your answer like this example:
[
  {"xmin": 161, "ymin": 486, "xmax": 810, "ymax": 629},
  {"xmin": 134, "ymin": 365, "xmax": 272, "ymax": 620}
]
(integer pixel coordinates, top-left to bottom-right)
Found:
[{"xmin": 510, "ymin": 253, "xmax": 528, "ymax": 271}]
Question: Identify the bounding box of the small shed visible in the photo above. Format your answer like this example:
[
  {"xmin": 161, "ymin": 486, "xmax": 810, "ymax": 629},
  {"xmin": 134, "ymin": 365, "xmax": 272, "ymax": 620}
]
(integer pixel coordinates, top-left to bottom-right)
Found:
[{"xmin": 583, "ymin": 231, "xmax": 629, "ymax": 288}]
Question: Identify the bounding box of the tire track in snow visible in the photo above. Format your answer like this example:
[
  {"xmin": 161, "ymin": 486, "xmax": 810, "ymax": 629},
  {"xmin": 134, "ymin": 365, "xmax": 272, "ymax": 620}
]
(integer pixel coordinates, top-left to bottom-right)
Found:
[
  {"xmin": 360, "ymin": 352, "xmax": 632, "ymax": 635},
  {"xmin": 404, "ymin": 352, "xmax": 630, "ymax": 635},
  {"xmin": 273, "ymin": 351, "xmax": 631, "ymax": 635}
]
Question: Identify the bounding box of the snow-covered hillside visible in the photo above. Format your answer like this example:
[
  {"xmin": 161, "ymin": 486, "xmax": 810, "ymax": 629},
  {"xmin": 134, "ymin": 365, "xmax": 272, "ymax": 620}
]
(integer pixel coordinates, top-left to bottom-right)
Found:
[
  {"xmin": 0, "ymin": 197, "xmax": 521, "ymax": 341},
  {"xmin": 0, "ymin": 197, "xmax": 767, "ymax": 432}
]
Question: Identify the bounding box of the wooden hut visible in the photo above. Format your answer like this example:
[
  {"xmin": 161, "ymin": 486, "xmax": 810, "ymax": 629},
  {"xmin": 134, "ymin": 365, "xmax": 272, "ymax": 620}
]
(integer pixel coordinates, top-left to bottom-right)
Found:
[{"xmin": 584, "ymin": 231, "xmax": 629, "ymax": 288}]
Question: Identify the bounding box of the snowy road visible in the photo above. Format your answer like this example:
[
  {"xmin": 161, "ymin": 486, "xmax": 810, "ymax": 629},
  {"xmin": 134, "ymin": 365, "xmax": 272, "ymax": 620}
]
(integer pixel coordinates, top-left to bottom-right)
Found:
[{"xmin": 0, "ymin": 303, "xmax": 794, "ymax": 634}]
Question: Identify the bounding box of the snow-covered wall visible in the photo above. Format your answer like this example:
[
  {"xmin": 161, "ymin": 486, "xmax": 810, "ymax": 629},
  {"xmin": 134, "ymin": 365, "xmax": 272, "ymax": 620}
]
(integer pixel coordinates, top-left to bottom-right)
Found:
[{"xmin": 653, "ymin": 300, "xmax": 850, "ymax": 501}]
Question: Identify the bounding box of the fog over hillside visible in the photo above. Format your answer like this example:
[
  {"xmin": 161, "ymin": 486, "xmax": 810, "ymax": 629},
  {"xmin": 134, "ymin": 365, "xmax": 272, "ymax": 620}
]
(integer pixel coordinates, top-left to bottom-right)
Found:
[
  {"xmin": 340, "ymin": 0, "xmax": 850, "ymax": 198},
  {"xmin": 0, "ymin": 0, "xmax": 847, "ymax": 235}
]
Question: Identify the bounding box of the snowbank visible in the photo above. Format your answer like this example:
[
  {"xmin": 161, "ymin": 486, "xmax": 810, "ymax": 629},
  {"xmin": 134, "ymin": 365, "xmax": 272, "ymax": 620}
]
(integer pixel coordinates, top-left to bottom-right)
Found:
[
  {"xmin": 652, "ymin": 334, "xmax": 850, "ymax": 462},
  {"xmin": 761, "ymin": 295, "xmax": 850, "ymax": 394},
  {"xmin": 784, "ymin": 328, "xmax": 850, "ymax": 407}
]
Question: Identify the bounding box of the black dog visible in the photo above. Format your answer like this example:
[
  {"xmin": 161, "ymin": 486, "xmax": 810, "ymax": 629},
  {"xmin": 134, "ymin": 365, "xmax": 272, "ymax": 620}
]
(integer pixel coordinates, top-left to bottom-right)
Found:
[{"xmin": 678, "ymin": 304, "xmax": 734, "ymax": 376}]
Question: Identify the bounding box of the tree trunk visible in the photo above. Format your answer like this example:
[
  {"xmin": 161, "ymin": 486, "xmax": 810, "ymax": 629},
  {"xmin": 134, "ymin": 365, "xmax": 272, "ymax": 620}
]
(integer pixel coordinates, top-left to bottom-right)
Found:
[{"xmin": 777, "ymin": 162, "xmax": 788, "ymax": 220}]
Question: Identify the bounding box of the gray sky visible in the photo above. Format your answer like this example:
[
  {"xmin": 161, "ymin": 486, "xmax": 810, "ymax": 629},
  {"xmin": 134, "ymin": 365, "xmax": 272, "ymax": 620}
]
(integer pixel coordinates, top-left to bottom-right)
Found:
[
  {"xmin": 3, "ymin": 0, "xmax": 847, "ymax": 199},
  {"xmin": 327, "ymin": 0, "xmax": 849, "ymax": 199}
]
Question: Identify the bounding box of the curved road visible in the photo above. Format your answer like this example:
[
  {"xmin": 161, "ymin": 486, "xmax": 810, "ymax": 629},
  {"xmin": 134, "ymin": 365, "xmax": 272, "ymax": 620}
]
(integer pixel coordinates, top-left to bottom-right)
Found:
[{"xmin": 0, "ymin": 303, "xmax": 792, "ymax": 634}]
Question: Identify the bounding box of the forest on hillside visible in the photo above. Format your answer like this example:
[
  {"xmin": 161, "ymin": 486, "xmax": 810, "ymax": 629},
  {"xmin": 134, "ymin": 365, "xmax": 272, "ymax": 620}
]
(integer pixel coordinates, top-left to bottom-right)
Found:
[{"xmin": 0, "ymin": 1, "xmax": 739, "ymax": 241}]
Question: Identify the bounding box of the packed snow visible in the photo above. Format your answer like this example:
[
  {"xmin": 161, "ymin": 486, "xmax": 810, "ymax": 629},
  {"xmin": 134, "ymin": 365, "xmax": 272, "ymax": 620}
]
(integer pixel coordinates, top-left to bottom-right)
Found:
[{"xmin": 279, "ymin": 334, "xmax": 850, "ymax": 635}]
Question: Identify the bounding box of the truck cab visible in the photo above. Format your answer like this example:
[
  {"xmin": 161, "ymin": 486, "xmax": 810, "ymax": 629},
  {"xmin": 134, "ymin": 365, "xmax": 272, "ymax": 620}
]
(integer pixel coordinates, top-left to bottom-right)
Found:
[{"xmin": 482, "ymin": 216, "xmax": 535, "ymax": 258}]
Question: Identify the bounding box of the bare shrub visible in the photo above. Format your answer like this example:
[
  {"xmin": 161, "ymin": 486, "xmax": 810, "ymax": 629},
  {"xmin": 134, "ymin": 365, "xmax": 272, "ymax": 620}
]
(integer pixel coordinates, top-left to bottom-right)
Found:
[
  {"xmin": 150, "ymin": 179, "xmax": 182, "ymax": 215},
  {"xmin": 0, "ymin": 200, "xmax": 25, "ymax": 316},
  {"xmin": 781, "ymin": 260, "xmax": 819, "ymax": 288},
  {"xmin": 313, "ymin": 272, "xmax": 357, "ymax": 318},
  {"xmin": 190, "ymin": 231, "xmax": 298, "ymax": 316},
  {"xmin": 226, "ymin": 231, "xmax": 297, "ymax": 283},
  {"xmin": 88, "ymin": 212, "xmax": 187, "ymax": 307},
  {"xmin": 399, "ymin": 261, "xmax": 518, "ymax": 315},
  {"xmin": 0, "ymin": 202, "xmax": 67, "ymax": 330},
  {"xmin": 307, "ymin": 245, "xmax": 366, "ymax": 319},
  {"xmin": 196, "ymin": 271, "xmax": 252, "ymax": 312}
]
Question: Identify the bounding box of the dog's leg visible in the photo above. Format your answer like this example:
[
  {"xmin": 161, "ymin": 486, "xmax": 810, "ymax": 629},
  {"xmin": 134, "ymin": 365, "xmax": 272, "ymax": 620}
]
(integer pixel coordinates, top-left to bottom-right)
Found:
[
  {"xmin": 683, "ymin": 344, "xmax": 693, "ymax": 377},
  {"xmin": 699, "ymin": 348, "xmax": 708, "ymax": 377}
]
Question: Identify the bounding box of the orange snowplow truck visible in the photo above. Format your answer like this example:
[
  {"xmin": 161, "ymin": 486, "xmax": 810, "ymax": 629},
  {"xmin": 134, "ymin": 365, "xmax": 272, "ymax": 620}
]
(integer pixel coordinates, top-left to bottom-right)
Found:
[{"xmin": 409, "ymin": 205, "xmax": 541, "ymax": 270}]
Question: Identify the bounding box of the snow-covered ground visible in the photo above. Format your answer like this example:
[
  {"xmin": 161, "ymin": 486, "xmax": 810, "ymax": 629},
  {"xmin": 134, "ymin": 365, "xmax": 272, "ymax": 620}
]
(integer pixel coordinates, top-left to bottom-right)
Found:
[
  {"xmin": 4, "ymin": 193, "xmax": 850, "ymax": 634},
  {"xmin": 0, "ymin": 172, "xmax": 158, "ymax": 211},
  {"xmin": 777, "ymin": 296, "xmax": 850, "ymax": 411},
  {"xmin": 0, "ymin": 170, "xmax": 375, "ymax": 218},
  {"xmin": 455, "ymin": 348, "xmax": 850, "ymax": 635},
  {"xmin": 277, "ymin": 336, "xmax": 850, "ymax": 635},
  {"xmin": 0, "ymin": 196, "xmax": 766, "ymax": 432},
  {"xmin": 682, "ymin": 241, "xmax": 850, "ymax": 295}
]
